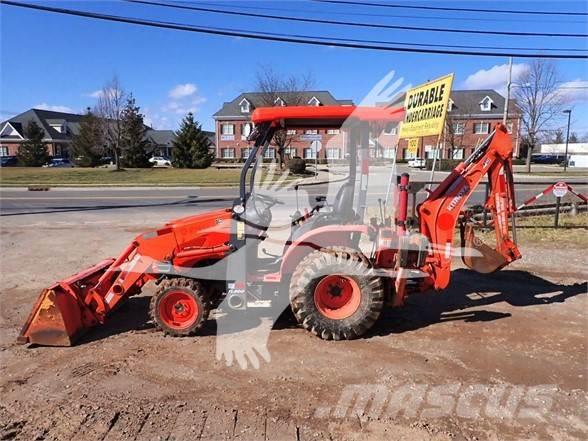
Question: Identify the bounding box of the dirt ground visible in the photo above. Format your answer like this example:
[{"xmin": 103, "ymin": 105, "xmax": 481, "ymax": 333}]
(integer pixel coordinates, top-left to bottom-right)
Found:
[{"xmin": 0, "ymin": 207, "xmax": 586, "ymax": 441}]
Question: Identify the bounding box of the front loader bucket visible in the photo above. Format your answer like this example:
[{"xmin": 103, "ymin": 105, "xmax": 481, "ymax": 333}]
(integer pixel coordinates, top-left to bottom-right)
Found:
[
  {"xmin": 461, "ymin": 224, "xmax": 508, "ymax": 274},
  {"xmin": 17, "ymin": 259, "xmax": 114, "ymax": 346}
]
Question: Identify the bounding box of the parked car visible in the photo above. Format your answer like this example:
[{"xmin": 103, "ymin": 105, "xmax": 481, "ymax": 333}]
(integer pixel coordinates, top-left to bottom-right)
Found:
[
  {"xmin": 149, "ymin": 156, "xmax": 172, "ymax": 168},
  {"xmin": 0, "ymin": 156, "xmax": 17, "ymax": 167},
  {"xmin": 408, "ymin": 158, "xmax": 427, "ymax": 168},
  {"xmin": 43, "ymin": 158, "xmax": 74, "ymax": 168},
  {"xmin": 531, "ymin": 155, "xmax": 564, "ymax": 165}
]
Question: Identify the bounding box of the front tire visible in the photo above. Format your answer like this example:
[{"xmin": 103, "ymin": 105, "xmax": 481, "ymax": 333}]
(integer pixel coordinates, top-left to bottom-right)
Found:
[
  {"xmin": 150, "ymin": 278, "xmax": 209, "ymax": 336},
  {"xmin": 289, "ymin": 248, "xmax": 384, "ymax": 340}
]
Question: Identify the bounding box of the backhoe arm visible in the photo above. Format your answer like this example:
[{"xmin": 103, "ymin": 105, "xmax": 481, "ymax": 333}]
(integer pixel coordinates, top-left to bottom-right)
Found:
[{"xmin": 417, "ymin": 123, "xmax": 521, "ymax": 291}]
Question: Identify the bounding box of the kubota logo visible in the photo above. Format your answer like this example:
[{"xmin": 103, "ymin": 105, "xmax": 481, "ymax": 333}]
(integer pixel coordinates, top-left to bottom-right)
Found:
[{"xmin": 447, "ymin": 184, "xmax": 470, "ymax": 211}]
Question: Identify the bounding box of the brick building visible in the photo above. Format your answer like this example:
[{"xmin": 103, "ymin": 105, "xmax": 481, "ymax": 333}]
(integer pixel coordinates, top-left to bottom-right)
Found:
[
  {"xmin": 396, "ymin": 89, "xmax": 522, "ymax": 160},
  {"xmin": 0, "ymin": 109, "xmax": 84, "ymax": 158},
  {"xmin": 212, "ymin": 89, "xmax": 521, "ymax": 162},
  {"xmin": 0, "ymin": 108, "xmax": 213, "ymax": 160},
  {"xmin": 212, "ymin": 91, "xmax": 353, "ymax": 161}
]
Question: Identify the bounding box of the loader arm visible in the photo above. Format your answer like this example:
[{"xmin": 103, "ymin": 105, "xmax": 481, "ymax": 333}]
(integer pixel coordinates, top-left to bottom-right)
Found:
[{"xmin": 417, "ymin": 123, "xmax": 521, "ymax": 291}]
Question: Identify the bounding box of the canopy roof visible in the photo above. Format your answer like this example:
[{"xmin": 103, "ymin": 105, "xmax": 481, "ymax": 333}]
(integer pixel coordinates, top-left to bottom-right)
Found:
[{"xmin": 251, "ymin": 105, "xmax": 405, "ymax": 128}]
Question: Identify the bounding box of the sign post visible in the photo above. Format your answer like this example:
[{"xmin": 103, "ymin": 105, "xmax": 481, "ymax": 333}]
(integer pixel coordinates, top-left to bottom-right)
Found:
[{"xmin": 399, "ymin": 74, "xmax": 454, "ymax": 187}]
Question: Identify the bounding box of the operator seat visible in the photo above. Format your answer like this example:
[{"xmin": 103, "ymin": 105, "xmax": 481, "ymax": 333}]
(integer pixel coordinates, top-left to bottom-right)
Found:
[{"xmin": 331, "ymin": 182, "xmax": 355, "ymax": 222}]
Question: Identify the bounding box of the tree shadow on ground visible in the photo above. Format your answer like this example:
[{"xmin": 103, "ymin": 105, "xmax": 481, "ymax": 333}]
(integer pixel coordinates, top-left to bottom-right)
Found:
[{"xmin": 370, "ymin": 269, "xmax": 587, "ymax": 337}]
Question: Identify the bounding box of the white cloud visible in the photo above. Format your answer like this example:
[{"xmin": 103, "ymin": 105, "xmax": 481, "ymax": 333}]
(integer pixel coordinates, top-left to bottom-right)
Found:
[
  {"xmin": 85, "ymin": 88, "xmax": 119, "ymax": 99},
  {"xmin": 86, "ymin": 90, "xmax": 103, "ymax": 98},
  {"xmin": 463, "ymin": 63, "xmax": 530, "ymax": 94},
  {"xmin": 556, "ymin": 79, "xmax": 588, "ymax": 104},
  {"xmin": 168, "ymin": 83, "xmax": 197, "ymax": 99},
  {"xmin": 34, "ymin": 103, "xmax": 73, "ymax": 113}
]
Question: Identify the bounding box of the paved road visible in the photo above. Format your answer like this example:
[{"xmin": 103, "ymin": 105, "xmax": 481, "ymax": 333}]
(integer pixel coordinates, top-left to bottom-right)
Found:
[{"xmin": 1, "ymin": 178, "xmax": 586, "ymax": 218}]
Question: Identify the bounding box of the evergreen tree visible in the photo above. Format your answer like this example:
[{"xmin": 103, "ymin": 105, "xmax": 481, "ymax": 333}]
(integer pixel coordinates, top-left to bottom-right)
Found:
[
  {"xmin": 120, "ymin": 95, "xmax": 151, "ymax": 168},
  {"xmin": 72, "ymin": 109, "xmax": 103, "ymax": 167},
  {"xmin": 172, "ymin": 112, "xmax": 213, "ymax": 168},
  {"xmin": 17, "ymin": 120, "xmax": 49, "ymax": 166}
]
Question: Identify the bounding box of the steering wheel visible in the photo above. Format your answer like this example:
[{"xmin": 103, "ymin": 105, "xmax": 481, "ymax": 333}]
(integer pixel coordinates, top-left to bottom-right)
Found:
[{"xmin": 253, "ymin": 192, "xmax": 284, "ymax": 207}]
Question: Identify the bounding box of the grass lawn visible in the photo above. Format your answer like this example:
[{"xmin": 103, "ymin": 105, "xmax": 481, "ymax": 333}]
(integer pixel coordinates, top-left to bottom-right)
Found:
[
  {"xmin": 0, "ymin": 167, "xmax": 246, "ymax": 187},
  {"xmin": 477, "ymin": 212, "xmax": 588, "ymax": 247}
]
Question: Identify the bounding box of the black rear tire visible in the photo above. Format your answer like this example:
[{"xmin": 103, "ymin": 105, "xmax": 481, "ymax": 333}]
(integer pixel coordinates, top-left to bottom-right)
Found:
[{"xmin": 289, "ymin": 248, "xmax": 384, "ymax": 340}]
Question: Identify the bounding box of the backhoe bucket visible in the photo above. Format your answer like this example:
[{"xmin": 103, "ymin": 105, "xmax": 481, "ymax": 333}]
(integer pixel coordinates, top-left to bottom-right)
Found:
[
  {"xmin": 17, "ymin": 259, "xmax": 114, "ymax": 346},
  {"xmin": 461, "ymin": 224, "xmax": 508, "ymax": 274}
]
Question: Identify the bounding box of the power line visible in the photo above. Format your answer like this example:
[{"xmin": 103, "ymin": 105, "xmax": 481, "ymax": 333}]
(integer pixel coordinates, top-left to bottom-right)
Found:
[
  {"xmin": 183, "ymin": 1, "xmax": 586, "ymax": 24},
  {"xmin": 314, "ymin": 0, "xmax": 588, "ymax": 17},
  {"xmin": 169, "ymin": 21, "xmax": 588, "ymax": 53},
  {"xmin": 125, "ymin": 0, "xmax": 588, "ymax": 39},
  {"xmin": 126, "ymin": 1, "xmax": 587, "ymax": 53},
  {"xmin": 2, "ymin": 1, "xmax": 587, "ymax": 59}
]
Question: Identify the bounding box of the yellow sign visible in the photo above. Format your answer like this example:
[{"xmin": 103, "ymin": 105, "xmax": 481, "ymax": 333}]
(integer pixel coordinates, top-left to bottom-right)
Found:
[
  {"xmin": 399, "ymin": 74, "xmax": 454, "ymax": 139},
  {"xmin": 407, "ymin": 138, "xmax": 420, "ymax": 155}
]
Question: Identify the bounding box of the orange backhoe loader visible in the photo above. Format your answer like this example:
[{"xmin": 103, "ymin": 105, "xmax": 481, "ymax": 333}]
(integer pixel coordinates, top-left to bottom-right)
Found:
[{"xmin": 18, "ymin": 105, "xmax": 521, "ymax": 346}]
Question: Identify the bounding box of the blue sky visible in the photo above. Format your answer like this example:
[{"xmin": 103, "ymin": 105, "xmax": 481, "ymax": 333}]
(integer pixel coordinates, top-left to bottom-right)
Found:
[{"xmin": 1, "ymin": 0, "xmax": 587, "ymax": 136}]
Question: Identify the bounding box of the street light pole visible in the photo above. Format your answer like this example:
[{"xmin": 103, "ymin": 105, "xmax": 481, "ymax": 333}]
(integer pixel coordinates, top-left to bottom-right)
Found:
[
  {"xmin": 563, "ymin": 109, "xmax": 572, "ymax": 172},
  {"xmin": 503, "ymin": 57, "xmax": 513, "ymax": 125}
]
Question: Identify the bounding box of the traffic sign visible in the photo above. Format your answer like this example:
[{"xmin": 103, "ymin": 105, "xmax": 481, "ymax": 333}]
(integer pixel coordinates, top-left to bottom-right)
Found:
[{"xmin": 552, "ymin": 182, "xmax": 568, "ymax": 198}]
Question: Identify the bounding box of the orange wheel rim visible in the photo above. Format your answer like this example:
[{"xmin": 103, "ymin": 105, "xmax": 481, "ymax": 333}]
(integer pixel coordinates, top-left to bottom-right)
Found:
[
  {"xmin": 314, "ymin": 275, "xmax": 361, "ymax": 320},
  {"xmin": 159, "ymin": 290, "xmax": 199, "ymax": 330}
]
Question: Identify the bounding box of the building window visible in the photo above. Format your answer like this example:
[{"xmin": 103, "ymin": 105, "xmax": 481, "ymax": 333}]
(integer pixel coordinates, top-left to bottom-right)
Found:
[
  {"xmin": 286, "ymin": 129, "xmax": 297, "ymax": 135},
  {"xmin": 480, "ymin": 96, "xmax": 493, "ymax": 111},
  {"xmin": 424, "ymin": 145, "xmax": 439, "ymax": 159},
  {"xmin": 452, "ymin": 148, "xmax": 464, "ymax": 160},
  {"xmin": 327, "ymin": 129, "xmax": 340, "ymax": 135},
  {"xmin": 447, "ymin": 99, "xmax": 454, "ymax": 112},
  {"xmin": 308, "ymin": 96, "xmax": 321, "ymax": 106},
  {"xmin": 506, "ymin": 122, "xmax": 514, "ymax": 134},
  {"xmin": 474, "ymin": 122, "xmax": 490, "ymax": 134},
  {"xmin": 453, "ymin": 122, "xmax": 465, "ymax": 135},
  {"xmin": 263, "ymin": 148, "xmax": 276, "ymax": 159},
  {"xmin": 221, "ymin": 124, "xmax": 234, "ymax": 135},
  {"xmin": 383, "ymin": 148, "xmax": 395, "ymax": 159},
  {"xmin": 241, "ymin": 148, "xmax": 252, "ymax": 159},
  {"xmin": 403, "ymin": 148, "xmax": 417, "ymax": 159},
  {"xmin": 326, "ymin": 148, "xmax": 340, "ymax": 159},
  {"xmin": 222, "ymin": 148, "xmax": 235, "ymax": 159},
  {"xmin": 285, "ymin": 147, "xmax": 297, "ymax": 157},
  {"xmin": 239, "ymin": 99, "xmax": 250, "ymax": 113},
  {"xmin": 304, "ymin": 148, "xmax": 316, "ymax": 159},
  {"xmin": 0, "ymin": 146, "xmax": 8, "ymax": 156},
  {"xmin": 305, "ymin": 129, "xmax": 318, "ymax": 135},
  {"xmin": 384, "ymin": 124, "xmax": 398, "ymax": 135},
  {"xmin": 242, "ymin": 123, "xmax": 252, "ymax": 139}
]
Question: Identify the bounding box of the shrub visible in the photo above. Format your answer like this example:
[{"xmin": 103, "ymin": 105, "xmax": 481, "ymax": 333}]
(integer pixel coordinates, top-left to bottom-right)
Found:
[{"xmin": 288, "ymin": 156, "xmax": 306, "ymax": 174}]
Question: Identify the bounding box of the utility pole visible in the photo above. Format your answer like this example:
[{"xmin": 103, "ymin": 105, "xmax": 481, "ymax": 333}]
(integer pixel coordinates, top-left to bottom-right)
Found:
[
  {"xmin": 503, "ymin": 57, "xmax": 513, "ymax": 125},
  {"xmin": 563, "ymin": 109, "xmax": 572, "ymax": 172}
]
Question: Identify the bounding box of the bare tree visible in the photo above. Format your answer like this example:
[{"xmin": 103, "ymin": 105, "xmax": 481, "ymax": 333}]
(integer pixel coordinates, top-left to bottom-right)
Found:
[
  {"xmin": 513, "ymin": 60, "xmax": 564, "ymax": 173},
  {"xmin": 255, "ymin": 67, "xmax": 314, "ymax": 168},
  {"xmin": 95, "ymin": 76, "xmax": 126, "ymax": 170}
]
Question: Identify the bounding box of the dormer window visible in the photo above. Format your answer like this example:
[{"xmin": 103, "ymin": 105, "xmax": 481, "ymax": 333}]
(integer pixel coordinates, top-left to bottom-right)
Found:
[
  {"xmin": 308, "ymin": 96, "xmax": 321, "ymax": 106},
  {"xmin": 50, "ymin": 123, "xmax": 65, "ymax": 133},
  {"xmin": 274, "ymin": 97, "xmax": 285, "ymax": 106},
  {"xmin": 239, "ymin": 98, "xmax": 251, "ymax": 113},
  {"xmin": 447, "ymin": 99, "xmax": 454, "ymax": 112},
  {"xmin": 480, "ymin": 96, "xmax": 493, "ymax": 112}
]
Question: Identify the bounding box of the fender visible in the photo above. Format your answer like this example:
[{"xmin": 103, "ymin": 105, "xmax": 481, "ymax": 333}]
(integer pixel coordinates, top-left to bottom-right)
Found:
[{"xmin": 279, "ymin": 224, "xmax": 370, "ymax": 276}]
